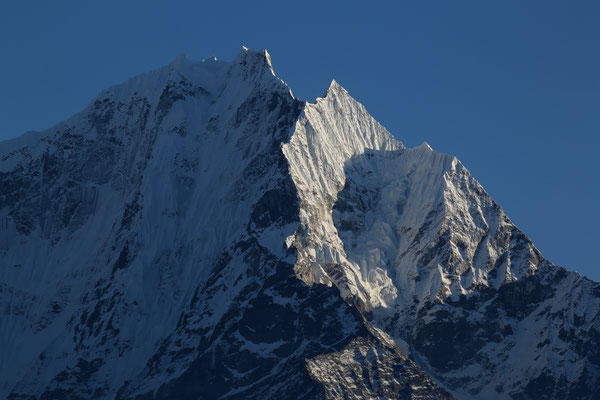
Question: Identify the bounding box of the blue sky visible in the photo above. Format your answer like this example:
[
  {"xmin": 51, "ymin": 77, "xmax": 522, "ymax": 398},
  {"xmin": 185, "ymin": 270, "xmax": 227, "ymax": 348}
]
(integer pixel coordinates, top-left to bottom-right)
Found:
[{"xmin": 1, "ymin": 1, "xmax": 599, "ymax": 280}]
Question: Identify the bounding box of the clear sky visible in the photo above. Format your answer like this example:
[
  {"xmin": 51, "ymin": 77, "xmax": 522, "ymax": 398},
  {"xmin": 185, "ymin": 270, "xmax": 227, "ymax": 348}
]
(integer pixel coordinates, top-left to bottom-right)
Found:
[{"xmin": 1, "ymin": 1, "xmax": 599, "ymax": 280}]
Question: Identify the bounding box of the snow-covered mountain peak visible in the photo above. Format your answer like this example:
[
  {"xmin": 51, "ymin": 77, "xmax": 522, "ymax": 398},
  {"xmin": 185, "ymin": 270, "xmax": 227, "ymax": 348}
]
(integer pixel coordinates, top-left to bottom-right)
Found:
[
  {"xmin": 325, "ymin": 78, "xmax": 342, "ymax": 92},
  {"xmin": 282, "ymin": 76, "xmax": 405, "ymax": 306},
  {"xmin": 415, "ymin": 141, "xmax": 433, "ymax": 151},
  {"xmin": 318, "ymin": 78, "xmax": 352, "ymax": 103},
  {"xmin": 234, "ymin": 46, "xmax": 276, "ymax": 76},
  {"xmin": 1, "ymin": 48, "xmax": 599, "ymax": 400}
]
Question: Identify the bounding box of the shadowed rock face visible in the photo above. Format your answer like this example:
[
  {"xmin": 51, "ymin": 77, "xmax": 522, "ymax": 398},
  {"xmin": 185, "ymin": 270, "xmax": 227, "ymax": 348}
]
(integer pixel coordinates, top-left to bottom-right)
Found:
[
  {"xmin": 1, "ymin": 48, "xmax": 598, "ymax": 400},
  {"xmin": 307, "ymin": 326, "xmax": 455, "ymax": 400}
]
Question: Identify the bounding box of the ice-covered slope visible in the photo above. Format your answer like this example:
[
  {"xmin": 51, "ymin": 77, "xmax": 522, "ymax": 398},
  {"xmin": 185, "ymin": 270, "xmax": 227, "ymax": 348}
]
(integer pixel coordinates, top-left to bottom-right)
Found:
[{"xmin": 1, "ymin": 47, "xmax": 598, "ymax": 399}]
